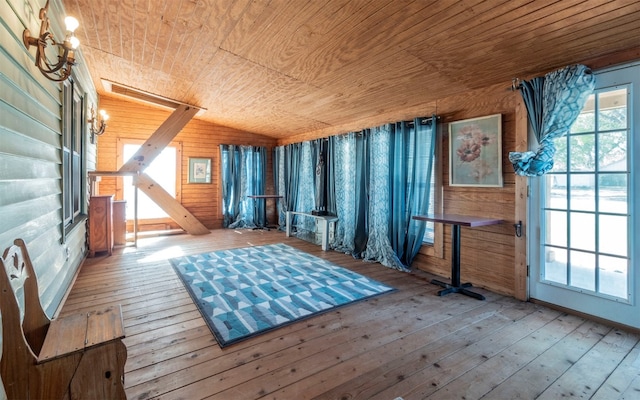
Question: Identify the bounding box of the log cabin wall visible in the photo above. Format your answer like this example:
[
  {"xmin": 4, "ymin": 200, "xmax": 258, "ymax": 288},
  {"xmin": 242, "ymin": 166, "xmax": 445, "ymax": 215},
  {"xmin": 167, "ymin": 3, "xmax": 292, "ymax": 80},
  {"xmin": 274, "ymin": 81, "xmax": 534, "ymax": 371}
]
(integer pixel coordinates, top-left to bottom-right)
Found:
[
  {"xmin": 0, "ymin": 0, "xmax": 97, "ymax": 317},
  {"xmin": 94, "ymin": 95, "xmax": 278, "ymax": 229}
]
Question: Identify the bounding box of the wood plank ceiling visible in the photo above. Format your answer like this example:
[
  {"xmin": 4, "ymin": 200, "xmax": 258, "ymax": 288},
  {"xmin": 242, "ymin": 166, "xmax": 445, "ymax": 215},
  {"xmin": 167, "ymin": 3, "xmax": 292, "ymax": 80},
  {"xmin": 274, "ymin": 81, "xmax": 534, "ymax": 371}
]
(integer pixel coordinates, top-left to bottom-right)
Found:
[{"xmin": 63, "ymin": 0, "xmax": 640, "ymax": 139}]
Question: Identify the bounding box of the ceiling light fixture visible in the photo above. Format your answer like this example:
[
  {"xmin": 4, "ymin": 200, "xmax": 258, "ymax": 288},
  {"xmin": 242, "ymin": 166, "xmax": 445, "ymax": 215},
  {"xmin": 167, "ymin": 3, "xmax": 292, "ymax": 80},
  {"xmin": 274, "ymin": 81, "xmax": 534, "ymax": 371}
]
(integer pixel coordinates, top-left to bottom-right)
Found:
[
  {"xmin": 23, "ymin": 0, "xmax": 79, "ymax": 82},
  {"xmin": 88, "ymin": 105, "xmax": 108, "ymax": 143}
]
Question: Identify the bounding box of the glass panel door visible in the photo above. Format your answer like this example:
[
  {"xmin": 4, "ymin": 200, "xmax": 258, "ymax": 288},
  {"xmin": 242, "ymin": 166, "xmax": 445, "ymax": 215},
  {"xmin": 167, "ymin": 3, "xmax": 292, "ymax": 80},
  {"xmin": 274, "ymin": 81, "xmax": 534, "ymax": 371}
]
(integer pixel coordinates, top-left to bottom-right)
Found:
[{"xmin": 529, "ymin": 62, "xmax": 639, "ymax": 328}]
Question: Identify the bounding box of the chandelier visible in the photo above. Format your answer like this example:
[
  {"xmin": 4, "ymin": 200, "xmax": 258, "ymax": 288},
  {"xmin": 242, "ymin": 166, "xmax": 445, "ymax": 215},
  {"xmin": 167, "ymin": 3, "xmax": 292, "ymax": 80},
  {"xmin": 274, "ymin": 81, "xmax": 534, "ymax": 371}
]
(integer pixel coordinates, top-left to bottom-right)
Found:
[{"xmin": 23, "ymin": 0, "xmax": 79, "ymax": 82}]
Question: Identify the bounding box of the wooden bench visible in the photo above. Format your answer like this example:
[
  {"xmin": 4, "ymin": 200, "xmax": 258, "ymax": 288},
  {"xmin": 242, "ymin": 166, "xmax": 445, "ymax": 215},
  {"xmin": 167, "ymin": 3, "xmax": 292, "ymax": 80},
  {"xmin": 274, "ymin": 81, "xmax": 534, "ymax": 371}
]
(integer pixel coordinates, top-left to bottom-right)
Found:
[{"xmin": 0, "ymin": 239, "xmax": 127, "ymax": 399}]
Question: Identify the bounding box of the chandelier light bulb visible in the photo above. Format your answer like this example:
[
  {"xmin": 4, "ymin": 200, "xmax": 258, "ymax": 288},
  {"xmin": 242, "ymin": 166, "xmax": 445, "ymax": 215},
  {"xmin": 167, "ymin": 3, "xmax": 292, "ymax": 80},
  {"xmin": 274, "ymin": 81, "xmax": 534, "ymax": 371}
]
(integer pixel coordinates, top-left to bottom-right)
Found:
[
  {"xmin": 69, "ymin": 36, "xmax": 80, "ymax": 49},
  {"xmin": 64, "ymin": 16, "xmax": 79, "ymax": 33}
]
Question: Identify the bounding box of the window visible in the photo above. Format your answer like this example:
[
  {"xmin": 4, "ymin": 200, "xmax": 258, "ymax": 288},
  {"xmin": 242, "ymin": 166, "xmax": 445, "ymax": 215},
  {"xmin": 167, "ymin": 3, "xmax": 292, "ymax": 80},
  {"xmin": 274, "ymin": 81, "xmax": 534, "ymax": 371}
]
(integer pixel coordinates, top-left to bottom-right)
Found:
[
  {"xmin": 543, "ymin": 88, "xmax": 629, "ymax": 299},
  {"xmin": 422, "ymin": 161, "xmax": 436, "ymax": 243},
  {"xmin": 62, "ymin": 79, "xmax": 85, "ymax": 233}
]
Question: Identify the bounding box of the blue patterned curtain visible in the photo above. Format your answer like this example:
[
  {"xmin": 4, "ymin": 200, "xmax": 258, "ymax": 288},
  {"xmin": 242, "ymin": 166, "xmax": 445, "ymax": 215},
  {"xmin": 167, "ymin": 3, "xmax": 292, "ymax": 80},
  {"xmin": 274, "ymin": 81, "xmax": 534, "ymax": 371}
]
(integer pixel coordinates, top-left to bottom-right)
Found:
[
  {"xmin": 509, "ymin": 64, "xmax": 595, "ymax": 176},
  {"xmin": 363, "ymin": 125, "xmax": 406, "ymax": 270},
  {"xmin": 294, "ymin": 142, "xmax": 316, "ymax": 235},
  {"xmin": 220, "ymin": 145, "xmax": 265, "ymax": 228},
  {"xmin": 285, "ymin": 143, "xmax": 301, "ymax": 227},
  {"xmin": 329, "ymin": 133, "xmax": 358, "ymax": 253}
]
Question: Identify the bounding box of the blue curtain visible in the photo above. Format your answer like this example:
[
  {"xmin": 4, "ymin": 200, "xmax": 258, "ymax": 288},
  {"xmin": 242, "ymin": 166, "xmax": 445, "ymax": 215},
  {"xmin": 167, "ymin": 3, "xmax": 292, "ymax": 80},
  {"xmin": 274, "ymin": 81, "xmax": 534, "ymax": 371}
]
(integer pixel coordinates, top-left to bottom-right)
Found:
[
  {"xmin": 362, "ymin": 117, "xmax": 437, "ymax": 270},
  {"xmin": 311, "ymin": 139, "xmax": 328, "ymax": 214},
  {"xmin": 329, "ymin": 133, "xmax": 358, "ymax": 253},
  {"xmin": 285, "ymin": 144, "xmax": 301, "ymax": 227},
  {"xmin": 390, "ymin": 117, "xmax": 437, "ymax": 266},
  {"xmin": 220, "ymin": 145, "xmax": 266, "ymax": 228},
  {"xmin": 273, "ymin": 115, "xmax": 436, "ymax": 271},
  {"xmin": 353, "ymin": 132, "xmax": 370, "ymax": 258},
  {"xmin": 273, "ymin": 146, "xmax": 286, "ymax": 228},
  {"xmin": 273, "ymin": 142, "xmax": 308, "ymax": 230},
  {"xmin": 274, "ymin": 140, "xmax": 332, "ymax": 239},
  {"xmin": 509, "ymin": 64, "xmax": 595, "ymax": 176},
  {"xmin": 252, "ymin": 146, "xmax": 266, "ymax": 226},
  {"xmin": 363, "ymin": 125, "xmax": 405, "ymax": 270},
  {"xmin": 325, "ymin": 137, "xmax": 337, "ymax": 216},
  {"xmin": 221, "ymin": 145, "xmax": 241, "ymax": 227},
  {"xmin": 294, "ymin": 142, "xmax": 316, "ymax": 235}
]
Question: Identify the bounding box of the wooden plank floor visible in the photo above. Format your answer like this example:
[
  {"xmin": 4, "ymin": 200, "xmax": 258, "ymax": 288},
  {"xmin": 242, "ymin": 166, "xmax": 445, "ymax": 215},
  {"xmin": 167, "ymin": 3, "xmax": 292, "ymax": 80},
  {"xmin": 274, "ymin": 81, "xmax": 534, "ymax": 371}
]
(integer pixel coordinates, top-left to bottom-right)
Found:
[{"xmin": 60, "ymin": 229, "xmax": 640, "ymax": 399}]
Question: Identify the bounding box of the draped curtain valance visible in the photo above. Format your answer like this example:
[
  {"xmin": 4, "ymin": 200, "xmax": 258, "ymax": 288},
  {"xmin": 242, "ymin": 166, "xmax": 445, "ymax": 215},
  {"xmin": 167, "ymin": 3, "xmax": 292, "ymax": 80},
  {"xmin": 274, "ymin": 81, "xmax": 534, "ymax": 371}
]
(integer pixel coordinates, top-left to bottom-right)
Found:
[{"xmin": 509, "ymin": 64, "xmax": 596, "ymax": 176}]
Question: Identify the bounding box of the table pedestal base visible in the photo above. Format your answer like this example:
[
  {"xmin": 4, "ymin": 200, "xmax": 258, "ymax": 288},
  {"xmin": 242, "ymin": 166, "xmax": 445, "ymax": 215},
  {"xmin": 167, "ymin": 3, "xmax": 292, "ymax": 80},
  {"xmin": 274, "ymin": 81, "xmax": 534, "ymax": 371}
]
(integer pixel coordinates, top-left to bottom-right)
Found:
[
  {"xmin": 412, "ymin": 214, "xmax": 502, "ymax": 302},
  {"xmin": 431, "ymin": 279, "xmax": 486, "ymax": 300}
]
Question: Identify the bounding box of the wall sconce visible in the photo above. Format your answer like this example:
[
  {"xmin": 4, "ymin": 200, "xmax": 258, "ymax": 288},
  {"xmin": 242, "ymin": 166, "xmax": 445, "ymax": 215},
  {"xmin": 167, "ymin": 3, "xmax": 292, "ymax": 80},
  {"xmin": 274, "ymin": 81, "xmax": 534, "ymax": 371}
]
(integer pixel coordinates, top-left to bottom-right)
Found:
[
  {"xmin": 23, "ymin": 0, "xmax": 79, "ymax": 82},
  {"xmin": 88, "ymin": 106, "xmax": 109, "ymax": 143}
]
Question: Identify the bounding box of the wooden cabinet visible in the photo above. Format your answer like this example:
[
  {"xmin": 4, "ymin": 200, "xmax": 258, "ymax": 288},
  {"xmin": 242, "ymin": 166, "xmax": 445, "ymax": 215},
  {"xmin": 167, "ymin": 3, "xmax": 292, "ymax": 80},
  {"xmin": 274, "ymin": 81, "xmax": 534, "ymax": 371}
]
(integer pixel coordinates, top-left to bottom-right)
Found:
[{"xmin": 89, "ymin": 195, "xmax": 113, "ymax": 257}]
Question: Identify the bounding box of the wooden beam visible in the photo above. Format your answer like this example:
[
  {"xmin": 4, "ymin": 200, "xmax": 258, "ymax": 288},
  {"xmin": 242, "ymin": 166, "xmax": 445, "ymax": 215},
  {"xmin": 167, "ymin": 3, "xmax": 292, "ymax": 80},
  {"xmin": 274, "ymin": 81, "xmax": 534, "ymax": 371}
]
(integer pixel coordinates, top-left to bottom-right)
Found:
[
  {"xmin": 119, "ymin": 105, "xmax": 199, "ymax": 173},
  {"xmin": 135, "ymin": 174, "xmax": 209, "ymax": 235},
  {"xmin": 88, "ymin": 171, "xmax": 138, "ymax": 177},
  {"xmin": 111, "ymin": 104, "xmax": 210, "ymax": 235}
]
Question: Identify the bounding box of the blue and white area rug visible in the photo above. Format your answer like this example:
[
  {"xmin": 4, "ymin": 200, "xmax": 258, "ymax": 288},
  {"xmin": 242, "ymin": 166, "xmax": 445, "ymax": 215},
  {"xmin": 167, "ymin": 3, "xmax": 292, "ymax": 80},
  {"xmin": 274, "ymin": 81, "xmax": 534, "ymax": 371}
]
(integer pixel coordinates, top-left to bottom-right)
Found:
[{"xmin": 170, "ymin": 243, "xmax": 395, "ymax": 347}]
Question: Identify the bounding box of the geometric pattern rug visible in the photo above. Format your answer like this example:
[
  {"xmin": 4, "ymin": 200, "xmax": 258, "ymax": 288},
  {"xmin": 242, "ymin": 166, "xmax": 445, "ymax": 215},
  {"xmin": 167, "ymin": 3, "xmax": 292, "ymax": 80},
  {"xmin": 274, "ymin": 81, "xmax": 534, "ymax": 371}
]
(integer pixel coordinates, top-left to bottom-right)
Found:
[{"xmin": 169, "ymin": 243, "xmax": 395, "ymax": 348}]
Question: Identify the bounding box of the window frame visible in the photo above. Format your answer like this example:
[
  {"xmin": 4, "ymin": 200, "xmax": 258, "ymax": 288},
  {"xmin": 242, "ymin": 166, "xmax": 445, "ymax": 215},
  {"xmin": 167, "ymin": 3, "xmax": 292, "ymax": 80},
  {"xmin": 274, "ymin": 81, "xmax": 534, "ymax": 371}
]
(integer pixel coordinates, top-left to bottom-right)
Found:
[
  {"xmin": 419, "ymin": 123, "xmax": 444, "ymax": 258},
  {"xmin": 116, "ymin": 138, "xmax": 183, "ymax": 228},
  {"xmin": 61, "ymin": 78, "xmax": 87, "ymax": 242}
]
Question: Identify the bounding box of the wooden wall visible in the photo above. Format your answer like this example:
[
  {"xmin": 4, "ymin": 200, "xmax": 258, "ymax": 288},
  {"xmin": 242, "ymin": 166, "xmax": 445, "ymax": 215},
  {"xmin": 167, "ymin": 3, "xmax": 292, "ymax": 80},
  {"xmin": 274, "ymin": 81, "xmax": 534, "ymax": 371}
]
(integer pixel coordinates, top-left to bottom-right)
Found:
[
  {"xmin": 0, "ymin": 0, "xmax": 97, "ymax": 318},
  {"xmin": 412, "ymin": 84, "xmax": 522, "ymax": 297},
  {"xmin": 273, "ymin": 49, "xmax": 640, "ymax": 300},
  {"xmin": 277, "ymin": 83, "xmax": 523, "ymax": 298},
  {"xmin": 94, "ymin": 95, "xmax": 278, "ymax": 229}
]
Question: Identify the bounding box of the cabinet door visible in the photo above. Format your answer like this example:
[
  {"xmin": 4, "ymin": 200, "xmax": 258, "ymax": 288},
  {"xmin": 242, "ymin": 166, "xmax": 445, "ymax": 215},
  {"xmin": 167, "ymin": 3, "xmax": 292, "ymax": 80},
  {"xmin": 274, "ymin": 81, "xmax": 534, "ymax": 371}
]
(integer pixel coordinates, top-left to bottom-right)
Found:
[
  {"xmin": 113, "ymin": 201, "xmax": 127, "ymax": 246},
  {"xmin": 89, "ymin": 196, "xmax": 113, "ymax": 256}
]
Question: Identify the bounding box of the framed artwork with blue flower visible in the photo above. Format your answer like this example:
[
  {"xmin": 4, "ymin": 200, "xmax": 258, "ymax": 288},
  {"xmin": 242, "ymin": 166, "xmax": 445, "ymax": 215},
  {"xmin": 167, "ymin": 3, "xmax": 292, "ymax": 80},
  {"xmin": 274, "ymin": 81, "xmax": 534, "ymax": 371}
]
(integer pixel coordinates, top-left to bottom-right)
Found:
[
  {"xmin": 188, "ymin": 157, "xmax": 211, "ymax": 184},
  {"xmin": 449, "ymin": 114, "xmax": 503, "ymax": 187}
]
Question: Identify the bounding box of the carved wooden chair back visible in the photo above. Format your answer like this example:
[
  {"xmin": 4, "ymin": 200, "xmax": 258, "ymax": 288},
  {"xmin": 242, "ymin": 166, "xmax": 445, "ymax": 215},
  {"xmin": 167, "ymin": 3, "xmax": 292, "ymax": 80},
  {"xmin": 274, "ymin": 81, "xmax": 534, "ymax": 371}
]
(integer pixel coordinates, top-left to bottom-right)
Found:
[
  {"xmin": 0, "ymin": 239, "xmax": 127, "ymax": 399},
  {"xmin": 0, "ymin": 239, "xmax": 51, "ymax": 398}
]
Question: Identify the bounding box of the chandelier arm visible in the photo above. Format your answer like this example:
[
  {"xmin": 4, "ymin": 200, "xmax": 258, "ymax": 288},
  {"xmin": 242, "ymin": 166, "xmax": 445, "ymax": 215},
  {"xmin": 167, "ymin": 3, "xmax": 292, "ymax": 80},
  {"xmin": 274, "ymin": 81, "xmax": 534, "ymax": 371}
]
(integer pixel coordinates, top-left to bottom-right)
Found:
[
  {"xmin": 94, "ymin": 121, "xmax": 107, "ymax": 136},
  {"xmin": 22, "ymin": 0, "xmax": 76, "ymax": 83}
]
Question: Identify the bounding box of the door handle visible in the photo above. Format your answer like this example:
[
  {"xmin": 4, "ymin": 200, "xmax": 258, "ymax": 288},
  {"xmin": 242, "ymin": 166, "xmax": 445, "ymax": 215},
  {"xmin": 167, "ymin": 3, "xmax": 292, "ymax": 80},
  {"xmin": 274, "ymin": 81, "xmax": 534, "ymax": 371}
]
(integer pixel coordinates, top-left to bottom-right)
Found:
[{"xmin": 513, "ymin": 220, "xmax": 522, "ymax": 237}]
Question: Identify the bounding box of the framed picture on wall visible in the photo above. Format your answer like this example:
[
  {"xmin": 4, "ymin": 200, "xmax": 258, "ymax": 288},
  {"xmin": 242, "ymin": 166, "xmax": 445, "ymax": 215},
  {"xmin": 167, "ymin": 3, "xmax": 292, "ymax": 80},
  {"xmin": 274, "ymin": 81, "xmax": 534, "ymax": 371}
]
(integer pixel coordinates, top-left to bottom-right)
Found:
[
  {"xmin": 449, "ymin": 114, "xmax": 503, "ymax": 187},
  {"xmin": 188, "ymin": 157, "xmax": 211, "ymax": 184}
]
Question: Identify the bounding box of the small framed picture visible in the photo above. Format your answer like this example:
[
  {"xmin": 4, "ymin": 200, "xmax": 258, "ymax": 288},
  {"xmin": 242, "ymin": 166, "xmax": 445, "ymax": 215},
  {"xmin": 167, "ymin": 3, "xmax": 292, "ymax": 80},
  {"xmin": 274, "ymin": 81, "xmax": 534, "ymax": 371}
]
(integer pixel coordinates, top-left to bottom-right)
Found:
[
  {"xmin": 188, "ymin": 157, "xmax": 211, "ymax": 184},
  {"xmin": 449, "ymin": 114, "xmax": 503, "ymax": 187}
]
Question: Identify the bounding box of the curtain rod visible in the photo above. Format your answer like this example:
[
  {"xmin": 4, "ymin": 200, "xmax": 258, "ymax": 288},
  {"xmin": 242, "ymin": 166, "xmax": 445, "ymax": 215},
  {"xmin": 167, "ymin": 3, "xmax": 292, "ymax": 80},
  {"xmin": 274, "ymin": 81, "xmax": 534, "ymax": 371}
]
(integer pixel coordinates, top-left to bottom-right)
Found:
[
  {"xmin": 511, "ymin": 78, "xmax": 523, "ymax": 91},
  {"xmin": 405, "ymin": 115, "xmax": 440, "ymax": 126},
  {"xmin": 317, "ymin": 114, "xmax": 440, "ymax": 140},
  {"xmin": 420, "ymin": 115, "xmax": 440, "ymax": 122}
]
